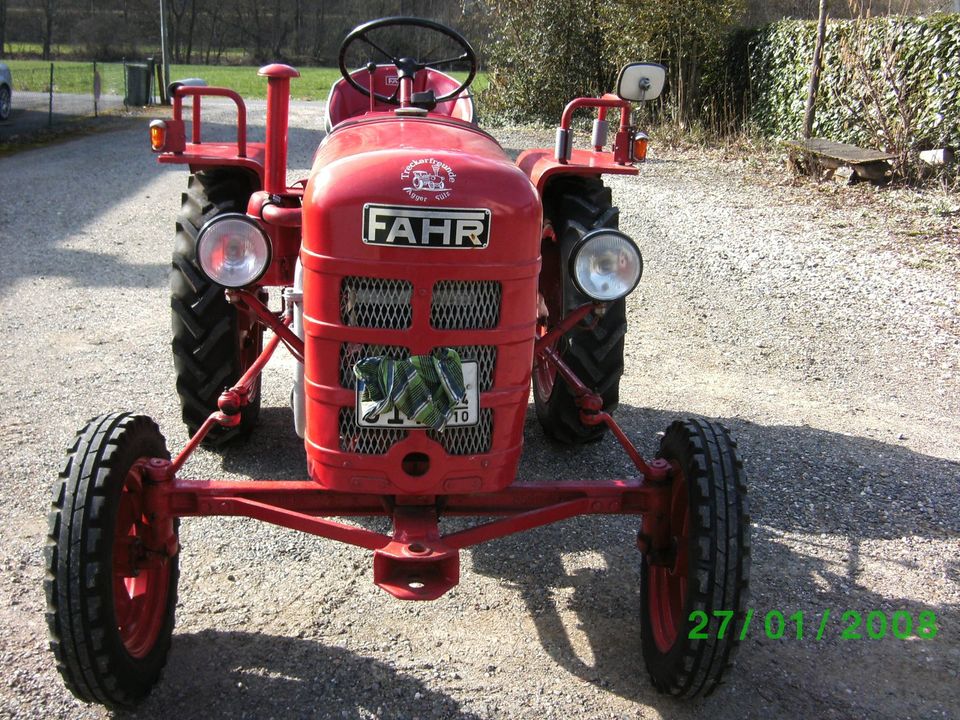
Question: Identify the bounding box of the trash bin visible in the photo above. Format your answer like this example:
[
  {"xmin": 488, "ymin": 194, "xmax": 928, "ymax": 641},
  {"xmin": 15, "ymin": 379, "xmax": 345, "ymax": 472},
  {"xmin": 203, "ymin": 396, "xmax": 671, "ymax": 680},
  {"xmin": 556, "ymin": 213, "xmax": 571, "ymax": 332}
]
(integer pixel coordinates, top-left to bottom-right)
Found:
[{"xmin": 124, "ymin": 63, "xmax": 152, "ymax": 106}]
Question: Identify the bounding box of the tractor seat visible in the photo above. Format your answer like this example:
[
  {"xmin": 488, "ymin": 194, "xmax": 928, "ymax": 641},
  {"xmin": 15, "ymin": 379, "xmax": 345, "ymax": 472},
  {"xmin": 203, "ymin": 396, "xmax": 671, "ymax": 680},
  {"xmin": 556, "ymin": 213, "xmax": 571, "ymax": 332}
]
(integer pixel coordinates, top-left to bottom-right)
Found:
[{"xmin": 325, "ymin": 65, "xmax": 475, "ymax": 131}]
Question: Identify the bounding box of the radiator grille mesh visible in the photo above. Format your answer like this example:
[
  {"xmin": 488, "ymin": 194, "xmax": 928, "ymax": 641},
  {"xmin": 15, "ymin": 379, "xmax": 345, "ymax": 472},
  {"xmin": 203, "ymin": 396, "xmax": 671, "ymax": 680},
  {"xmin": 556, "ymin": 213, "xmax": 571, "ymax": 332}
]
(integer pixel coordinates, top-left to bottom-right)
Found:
[
  {"xmin": 340, "ymin": 276, "xmax": 413, "ymax": 329},
  {"xmin": 335, "ymin": 277, "xmax": 500, "ymax": 456},
  {"xmin": 430, "ymin": 281, "xmax": 501, "ymax": 329},
  {"xmin": 338, "ymin": 408, "xmax": 408, "ymax": 454},
  {"xmin": 428, "ymin": 409, "xmax": 493, "ymax": 455}
]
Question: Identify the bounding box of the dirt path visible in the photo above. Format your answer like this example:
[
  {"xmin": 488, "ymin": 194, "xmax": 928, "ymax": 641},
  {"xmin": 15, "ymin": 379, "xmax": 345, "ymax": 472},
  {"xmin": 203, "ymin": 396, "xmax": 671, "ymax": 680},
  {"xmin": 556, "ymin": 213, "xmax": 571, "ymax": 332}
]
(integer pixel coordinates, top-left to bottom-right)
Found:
[{"xmin": 0, "ymin": 102, "xmax": 957, "ymax": 719}]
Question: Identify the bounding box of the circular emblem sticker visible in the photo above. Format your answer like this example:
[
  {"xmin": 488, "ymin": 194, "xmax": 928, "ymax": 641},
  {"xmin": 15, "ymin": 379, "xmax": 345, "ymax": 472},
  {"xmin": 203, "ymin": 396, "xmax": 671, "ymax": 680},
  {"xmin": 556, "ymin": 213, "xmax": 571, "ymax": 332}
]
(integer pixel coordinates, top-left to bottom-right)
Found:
[{"xmin": 400, "ymin": 158, "xmax": 456, "ymax": 202}]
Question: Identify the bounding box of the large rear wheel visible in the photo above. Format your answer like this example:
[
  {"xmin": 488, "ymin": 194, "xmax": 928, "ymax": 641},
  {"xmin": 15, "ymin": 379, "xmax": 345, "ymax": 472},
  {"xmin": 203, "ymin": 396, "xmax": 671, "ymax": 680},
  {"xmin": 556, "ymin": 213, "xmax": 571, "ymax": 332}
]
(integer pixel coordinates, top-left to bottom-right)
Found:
[
  {"xmin": 45, "ymin": 413, "xmax": 179, "ymax": 709},
  {"xmin": 170, "ymin": 169, "xmax": 262, "ymax": 444},
  {"xmin": 640, "ymin": 419, "xmax": 751, "ymax": 697},
  {"xmin": 534, "ymin": 176, "xmax": 628, "ymax": 444}
]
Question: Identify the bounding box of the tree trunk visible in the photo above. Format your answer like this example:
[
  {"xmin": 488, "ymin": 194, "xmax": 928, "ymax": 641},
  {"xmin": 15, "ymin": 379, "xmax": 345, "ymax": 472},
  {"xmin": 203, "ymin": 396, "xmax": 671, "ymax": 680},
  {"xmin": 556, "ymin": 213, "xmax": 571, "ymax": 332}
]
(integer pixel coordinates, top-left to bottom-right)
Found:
[
  {"xmin": 160, "ymin": 0, "xmax": 171, "ymax": 99},
  {"xmin": 42, "ymin": 0, "xmax": 56, "ymax": 60},
  {"xmin": 294, "ymin": 0, "xmax": 303, "ymax": 56},
  {"xmin": 204, "ymin": 4, "xmax": 222, "ymax": 65},
  {"xmin": 803, "ymin": 0, "xmax": 829, "ymax": 138},
  {"xmin": 0, "ymin": 0, "xmax": 7, "ymax": 59},
  {"xmin": 312, "ymin": 0, "xmax": 326, "ymax": 61},
  {"xmin": 185, "ymin": 0, "xmax": 197, "ymax": 64},
  {"xmin": 168, "ymin": 0, "xmax": 182, "ymax": 63}
]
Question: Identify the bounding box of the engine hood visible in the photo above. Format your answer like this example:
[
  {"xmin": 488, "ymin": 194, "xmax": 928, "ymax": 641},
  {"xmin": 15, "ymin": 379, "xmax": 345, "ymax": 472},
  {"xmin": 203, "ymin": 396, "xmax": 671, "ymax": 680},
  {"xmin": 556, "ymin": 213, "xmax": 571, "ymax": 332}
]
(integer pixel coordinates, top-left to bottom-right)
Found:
[
  {"xmin": 314, "ymin": 114, "xmax": 512, "ymax": 168},
  {"xmin": 303, "ymin": 115, "xmax": 540, "ymax": 257}
]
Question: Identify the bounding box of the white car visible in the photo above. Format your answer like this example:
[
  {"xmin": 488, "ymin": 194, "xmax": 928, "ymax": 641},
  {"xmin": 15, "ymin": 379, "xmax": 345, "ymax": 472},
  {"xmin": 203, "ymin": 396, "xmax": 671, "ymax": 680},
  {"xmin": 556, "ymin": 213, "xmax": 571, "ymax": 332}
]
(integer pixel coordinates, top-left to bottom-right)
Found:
[{"xmin": 0, "ymin": 62, "xmax": 11, "ymax": 121}]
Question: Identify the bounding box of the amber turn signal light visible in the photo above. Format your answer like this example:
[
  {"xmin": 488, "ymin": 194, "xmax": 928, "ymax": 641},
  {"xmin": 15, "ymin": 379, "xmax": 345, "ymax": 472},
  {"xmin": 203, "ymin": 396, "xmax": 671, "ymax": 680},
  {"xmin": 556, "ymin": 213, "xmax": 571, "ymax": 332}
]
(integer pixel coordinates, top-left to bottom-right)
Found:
[
  {"xmin": 149, "ymin": 119, "xmax": 167, "ymax": 151},
  {"xmin": 632, "ymin": 132, "xmax": 649, "ymax": 163}
]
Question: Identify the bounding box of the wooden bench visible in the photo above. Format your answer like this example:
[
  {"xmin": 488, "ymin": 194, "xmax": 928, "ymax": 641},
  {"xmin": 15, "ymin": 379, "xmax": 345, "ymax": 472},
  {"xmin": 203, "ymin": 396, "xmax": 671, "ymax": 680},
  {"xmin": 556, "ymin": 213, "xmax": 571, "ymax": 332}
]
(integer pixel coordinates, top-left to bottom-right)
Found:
[{"xmin": 784, "ymin": 138, "xmax": 896, "ymax": 183}]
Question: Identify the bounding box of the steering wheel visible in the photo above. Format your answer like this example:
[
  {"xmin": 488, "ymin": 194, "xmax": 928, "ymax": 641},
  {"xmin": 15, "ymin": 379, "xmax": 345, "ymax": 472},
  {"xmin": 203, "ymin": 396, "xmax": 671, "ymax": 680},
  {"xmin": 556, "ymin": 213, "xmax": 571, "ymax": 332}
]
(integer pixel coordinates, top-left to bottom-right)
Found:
[{"xmin": 337, "ymin": 16, "xmax": 478, "ymax": 105}]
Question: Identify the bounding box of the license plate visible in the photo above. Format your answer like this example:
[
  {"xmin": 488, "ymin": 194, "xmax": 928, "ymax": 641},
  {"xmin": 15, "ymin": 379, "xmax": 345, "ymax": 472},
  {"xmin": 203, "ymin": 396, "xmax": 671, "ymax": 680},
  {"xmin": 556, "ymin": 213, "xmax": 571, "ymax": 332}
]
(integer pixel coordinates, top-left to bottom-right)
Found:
[{"xmin": 356, "ymin": 362, "xmax": 478, "ymax": 428}]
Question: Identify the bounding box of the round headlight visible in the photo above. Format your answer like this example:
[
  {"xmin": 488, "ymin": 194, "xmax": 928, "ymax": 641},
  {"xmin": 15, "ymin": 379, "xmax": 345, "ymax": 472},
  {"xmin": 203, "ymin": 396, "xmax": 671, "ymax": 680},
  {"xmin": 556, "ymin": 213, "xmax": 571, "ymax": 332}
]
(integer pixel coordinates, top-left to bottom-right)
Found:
[
  {"xmin": 570, "ymin": 230, "xmax": 643, "ymax": 302},
  {"xmin": 197, "ymin": 214, "xmax": 271, "ymax": 288}
]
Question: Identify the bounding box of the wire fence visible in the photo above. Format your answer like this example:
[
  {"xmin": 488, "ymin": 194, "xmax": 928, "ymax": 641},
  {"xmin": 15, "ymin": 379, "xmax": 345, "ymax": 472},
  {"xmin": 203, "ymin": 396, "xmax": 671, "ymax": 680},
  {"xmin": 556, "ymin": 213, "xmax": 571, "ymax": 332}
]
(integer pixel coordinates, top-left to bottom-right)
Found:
[{"xmin": 1, "ymin": 60, "xmax": 161, "ymax": 141}]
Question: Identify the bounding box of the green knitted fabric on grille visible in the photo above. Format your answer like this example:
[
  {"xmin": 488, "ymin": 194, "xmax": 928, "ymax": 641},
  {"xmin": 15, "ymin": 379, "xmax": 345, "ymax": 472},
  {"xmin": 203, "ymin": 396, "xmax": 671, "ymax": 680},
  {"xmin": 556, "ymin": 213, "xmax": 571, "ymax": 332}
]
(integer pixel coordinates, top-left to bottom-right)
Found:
[{"xmin": 354, "ymin": 348, "xmax": 466, "ymax": 431}]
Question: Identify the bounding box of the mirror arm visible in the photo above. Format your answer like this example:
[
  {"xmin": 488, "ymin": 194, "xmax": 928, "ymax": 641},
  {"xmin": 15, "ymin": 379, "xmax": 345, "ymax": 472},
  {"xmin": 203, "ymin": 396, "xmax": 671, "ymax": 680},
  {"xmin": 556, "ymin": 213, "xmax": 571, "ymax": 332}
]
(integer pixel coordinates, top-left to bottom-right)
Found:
[{"xmin": 556, "ymin": 96, "xmax": 633, "ymax": 165}]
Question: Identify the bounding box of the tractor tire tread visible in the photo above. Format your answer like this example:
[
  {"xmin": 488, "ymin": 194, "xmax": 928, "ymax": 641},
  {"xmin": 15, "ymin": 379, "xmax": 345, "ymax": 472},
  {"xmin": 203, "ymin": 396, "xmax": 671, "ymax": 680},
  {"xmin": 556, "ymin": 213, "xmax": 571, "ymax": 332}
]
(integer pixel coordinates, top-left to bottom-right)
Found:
[
  {"xmin": 170, "ymin": 169, "xmax": 260, "ymax": 445},
  {"xmin": 641, "ymin": 418, "xmax": 750, "ymax": 698},
  {"xmin": 535, "ymin": 176, "xmax": 627, "ymax": 445},
  {"xmin": 45, "ymin": 413, "xmax": 177, "ymax": 710}
]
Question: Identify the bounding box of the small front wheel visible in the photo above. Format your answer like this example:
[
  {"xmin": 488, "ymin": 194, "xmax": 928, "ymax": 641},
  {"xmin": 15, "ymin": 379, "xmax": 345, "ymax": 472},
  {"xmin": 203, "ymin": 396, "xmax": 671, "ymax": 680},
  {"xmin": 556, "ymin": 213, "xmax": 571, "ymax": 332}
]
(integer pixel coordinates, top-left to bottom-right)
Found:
[
  {"xmin": 45, "ymin": 413, "xmax": 179, "ymax": 709},
  {"xmin": 640, "ymin": 419, "xmax": 750, "ymax": 697}
]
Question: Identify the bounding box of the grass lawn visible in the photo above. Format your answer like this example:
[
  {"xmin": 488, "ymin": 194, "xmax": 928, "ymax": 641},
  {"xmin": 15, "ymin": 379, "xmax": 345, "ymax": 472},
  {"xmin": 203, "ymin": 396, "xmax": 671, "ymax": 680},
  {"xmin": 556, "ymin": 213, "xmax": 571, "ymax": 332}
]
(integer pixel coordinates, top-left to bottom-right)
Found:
[{"xmin": 3, "ymin": 60, "xmax": 487, "ymax": 100}]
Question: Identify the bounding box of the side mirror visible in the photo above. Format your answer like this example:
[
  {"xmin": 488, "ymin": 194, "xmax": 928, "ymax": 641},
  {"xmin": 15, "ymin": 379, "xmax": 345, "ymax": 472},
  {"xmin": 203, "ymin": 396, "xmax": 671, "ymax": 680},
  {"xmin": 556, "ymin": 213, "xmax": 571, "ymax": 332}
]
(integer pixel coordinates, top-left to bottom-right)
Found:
[{"xmin": 616, "ymin": 63, "xmax": 666, "ymax": 103}]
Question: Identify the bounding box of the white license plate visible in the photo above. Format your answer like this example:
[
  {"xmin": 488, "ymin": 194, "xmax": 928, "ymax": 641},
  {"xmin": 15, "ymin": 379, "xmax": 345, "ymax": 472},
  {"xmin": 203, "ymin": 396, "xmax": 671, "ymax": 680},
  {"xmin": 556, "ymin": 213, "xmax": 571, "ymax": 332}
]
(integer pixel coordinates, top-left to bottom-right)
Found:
[{"xmin": 356, "ymin": 362, "xmax": 479, "ymax": 428}]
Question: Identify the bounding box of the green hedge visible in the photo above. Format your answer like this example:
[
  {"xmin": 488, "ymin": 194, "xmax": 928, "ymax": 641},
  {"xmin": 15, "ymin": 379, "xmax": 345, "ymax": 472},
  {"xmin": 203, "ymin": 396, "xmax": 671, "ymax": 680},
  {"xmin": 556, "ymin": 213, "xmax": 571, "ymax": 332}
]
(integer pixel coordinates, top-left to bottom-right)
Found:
[
  {"xmin": 480, "ymin": 1, "xmax": 610, "ymax": 124},
  {"xmin": 479, "ymin": 0, "xmax": 744, "ymax": 125},
  {"xmin": 746, "ymin": 15, "xmax": 960, "ymax": 150}
]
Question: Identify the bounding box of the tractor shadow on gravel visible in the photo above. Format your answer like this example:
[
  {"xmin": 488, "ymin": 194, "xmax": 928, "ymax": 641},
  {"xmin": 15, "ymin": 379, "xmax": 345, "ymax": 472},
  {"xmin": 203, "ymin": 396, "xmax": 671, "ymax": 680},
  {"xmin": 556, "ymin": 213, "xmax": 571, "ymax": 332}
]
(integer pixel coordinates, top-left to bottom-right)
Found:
[
  {"xmin": 133, "ymin": 629, "xmax": 484, "ymax": 719},
  {"xmin": 206, "ymin": 397, "xmax": 959, "ymax": 716},
  {"xmin": 468, "ymin": 405, "xmax": 960, "ymax": 716}
]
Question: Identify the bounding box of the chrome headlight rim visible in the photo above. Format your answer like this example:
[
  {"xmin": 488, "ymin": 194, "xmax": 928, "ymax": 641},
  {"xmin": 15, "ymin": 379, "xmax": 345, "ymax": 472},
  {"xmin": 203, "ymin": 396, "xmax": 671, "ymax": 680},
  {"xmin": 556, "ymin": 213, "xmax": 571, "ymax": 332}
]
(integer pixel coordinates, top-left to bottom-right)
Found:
[
  {"xmin": 196, "ymin": 213, "xmax": 272, "ymax": 289},
  {"xmin": 568, "ymin": 228, "xmax": 643, "ymax": 303}
]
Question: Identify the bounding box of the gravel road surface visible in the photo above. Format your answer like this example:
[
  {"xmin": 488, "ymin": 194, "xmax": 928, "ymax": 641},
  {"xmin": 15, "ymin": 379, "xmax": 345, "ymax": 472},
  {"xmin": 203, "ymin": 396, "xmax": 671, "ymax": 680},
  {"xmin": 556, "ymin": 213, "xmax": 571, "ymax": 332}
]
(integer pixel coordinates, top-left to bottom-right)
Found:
[{"xmin": 0, "ymin": 99, "xmax": 958, "ymax": 719}]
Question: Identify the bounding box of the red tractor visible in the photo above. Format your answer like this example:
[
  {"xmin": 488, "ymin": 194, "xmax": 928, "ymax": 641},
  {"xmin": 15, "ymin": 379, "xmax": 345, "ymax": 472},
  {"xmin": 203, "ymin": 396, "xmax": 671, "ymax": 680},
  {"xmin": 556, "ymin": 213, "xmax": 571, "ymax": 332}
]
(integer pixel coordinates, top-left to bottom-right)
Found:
[{"xmin": 45, "ymin": 17, "xmax": 750, "ymax": 709}]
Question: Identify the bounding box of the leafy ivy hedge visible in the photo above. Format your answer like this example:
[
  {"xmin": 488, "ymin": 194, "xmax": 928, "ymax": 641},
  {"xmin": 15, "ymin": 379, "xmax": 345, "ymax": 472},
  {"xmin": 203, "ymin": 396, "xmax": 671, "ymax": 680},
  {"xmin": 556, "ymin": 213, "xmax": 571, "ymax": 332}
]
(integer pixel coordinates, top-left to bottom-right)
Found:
[{"xmin": 743, "ymin": 15, "xmax": 960, "ymax": 150}]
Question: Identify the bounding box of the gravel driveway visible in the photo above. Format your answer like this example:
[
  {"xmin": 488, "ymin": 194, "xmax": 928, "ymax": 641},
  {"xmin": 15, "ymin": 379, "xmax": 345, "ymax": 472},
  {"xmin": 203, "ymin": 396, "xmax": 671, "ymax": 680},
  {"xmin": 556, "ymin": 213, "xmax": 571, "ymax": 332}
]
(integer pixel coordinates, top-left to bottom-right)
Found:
[
  {"xmin": 0, "ymin": 92, "xmax": 126, "ymax": 141},
  {"xmin": 0, "ymin": 99, "xmax": 957, "ymax": 719}
]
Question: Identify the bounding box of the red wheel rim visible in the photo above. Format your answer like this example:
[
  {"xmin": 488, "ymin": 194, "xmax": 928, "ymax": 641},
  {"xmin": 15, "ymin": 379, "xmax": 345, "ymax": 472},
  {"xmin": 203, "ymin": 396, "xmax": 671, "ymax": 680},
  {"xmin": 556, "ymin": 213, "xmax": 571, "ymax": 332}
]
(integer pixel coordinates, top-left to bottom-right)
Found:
[
  {"xmin": 112, "ymin": 466, "xmax": 170, "ymax": 659},
  {"xmin": 647, "ymin": 465, "xmax": 690, "ymax": 654},
  {"xmin": 533, "ymin": 321, "xmax": 558, "ymax": 401}
]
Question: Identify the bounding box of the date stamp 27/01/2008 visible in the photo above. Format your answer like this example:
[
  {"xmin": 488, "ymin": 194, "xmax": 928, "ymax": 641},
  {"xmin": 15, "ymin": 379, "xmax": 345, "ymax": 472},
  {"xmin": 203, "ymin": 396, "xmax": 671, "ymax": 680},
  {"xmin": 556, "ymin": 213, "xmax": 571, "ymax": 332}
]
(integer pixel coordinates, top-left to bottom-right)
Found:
[{"xmin": 688, "ymin": 609, "xmax": 938, "ymax": 641}]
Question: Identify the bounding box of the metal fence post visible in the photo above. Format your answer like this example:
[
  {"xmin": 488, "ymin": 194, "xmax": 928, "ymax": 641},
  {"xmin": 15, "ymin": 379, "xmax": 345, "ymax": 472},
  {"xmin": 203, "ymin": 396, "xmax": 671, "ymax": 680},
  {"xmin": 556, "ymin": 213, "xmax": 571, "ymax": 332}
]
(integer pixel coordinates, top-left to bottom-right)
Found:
[
  {"xmin": 93, "ymin": 61, "xmax": 99, "ymax": 117},
  {"xmin": 48, "ymin": 63, "xmax": 54, "ymax": 128}
]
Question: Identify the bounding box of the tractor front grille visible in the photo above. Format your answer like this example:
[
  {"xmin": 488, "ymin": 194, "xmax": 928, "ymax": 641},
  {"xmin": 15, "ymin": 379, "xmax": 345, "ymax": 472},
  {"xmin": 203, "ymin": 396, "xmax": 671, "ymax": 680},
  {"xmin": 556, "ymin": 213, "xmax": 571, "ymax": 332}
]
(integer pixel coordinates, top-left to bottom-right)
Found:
[
  {"xmin": 339, "ymin": 343, "xmax": 409, "ymax": 388},
  {"xmin": 338, "ymin": 342, "xmax": 496, "ymax": 456},
  {"xmin": 427, "ymin": 408, "xmax": 493, "ymax": 455},
  {"xmin": 430, "ymin": 281, "xmax": 501, "ymax": 329},
  {"xmin": 338, "ymin": 408, "xmax": 408, "ymax": 454},
  {"xmin": 341, "ymin": 276, "xmax": 413, "ymax": 329},
  {"xmin": 339, "ymin": 277, "xmax": 500, "ymax": 332},
  {"xmin": 336, "ymin": 277, "xmax": 500, "ymax": 457},
  {"xmin": 453, "ymin": 345, "xmax": 496, "ymax": 392}
]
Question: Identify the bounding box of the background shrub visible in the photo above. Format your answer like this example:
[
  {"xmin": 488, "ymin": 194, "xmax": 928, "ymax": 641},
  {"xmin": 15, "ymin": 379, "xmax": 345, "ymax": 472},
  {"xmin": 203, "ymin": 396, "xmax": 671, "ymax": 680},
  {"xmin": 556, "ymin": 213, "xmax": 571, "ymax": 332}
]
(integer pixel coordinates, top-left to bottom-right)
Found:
[
  {"xmin": 481, "ymin": 2, "xmax": 958, "ymax": 160},
  {"xmin": 746, "ymin": 16, "xmax": 960, "ymax": 151},
  {"xmin": 480, "ymin": 0, "xmax": 745, "ymax": 125}
]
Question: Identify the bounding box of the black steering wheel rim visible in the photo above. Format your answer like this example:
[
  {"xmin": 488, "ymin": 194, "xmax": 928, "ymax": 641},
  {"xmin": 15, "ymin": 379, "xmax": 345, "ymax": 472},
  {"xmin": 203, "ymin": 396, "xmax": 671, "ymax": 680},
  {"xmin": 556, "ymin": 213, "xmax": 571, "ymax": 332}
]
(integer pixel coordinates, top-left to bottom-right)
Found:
[{"xmin": 337, "ymin": 16, "xmax": 478, "ymax": 105}]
